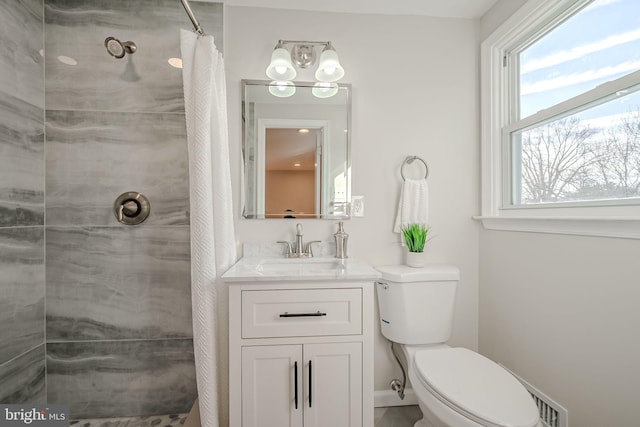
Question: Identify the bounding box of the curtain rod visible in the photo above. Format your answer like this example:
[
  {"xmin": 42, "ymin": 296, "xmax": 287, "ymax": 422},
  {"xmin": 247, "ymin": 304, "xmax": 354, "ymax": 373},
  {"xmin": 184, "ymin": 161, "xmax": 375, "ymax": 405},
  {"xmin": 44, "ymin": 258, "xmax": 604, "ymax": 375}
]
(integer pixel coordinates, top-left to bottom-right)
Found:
[{"xmin": 179, "ymin": 0, "xmax": 206, "ymax": 36}]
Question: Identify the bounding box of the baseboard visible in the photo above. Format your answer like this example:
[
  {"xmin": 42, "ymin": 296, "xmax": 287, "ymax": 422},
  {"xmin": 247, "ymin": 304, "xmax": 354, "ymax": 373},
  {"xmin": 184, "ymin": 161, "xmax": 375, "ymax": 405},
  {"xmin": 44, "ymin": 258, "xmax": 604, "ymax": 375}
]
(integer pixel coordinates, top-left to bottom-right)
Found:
[{"xmin": 374, "ymin": 389, "xmax": 418, "ymax": 407}]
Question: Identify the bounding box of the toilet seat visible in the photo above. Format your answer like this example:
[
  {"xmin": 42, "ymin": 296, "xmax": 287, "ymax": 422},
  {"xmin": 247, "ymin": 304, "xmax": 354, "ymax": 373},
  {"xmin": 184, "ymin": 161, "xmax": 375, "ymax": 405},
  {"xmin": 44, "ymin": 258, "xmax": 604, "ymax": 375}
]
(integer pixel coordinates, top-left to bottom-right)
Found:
[{"xmin": 413, "ymin": 347, "xmax": 539, "ymax": 427}]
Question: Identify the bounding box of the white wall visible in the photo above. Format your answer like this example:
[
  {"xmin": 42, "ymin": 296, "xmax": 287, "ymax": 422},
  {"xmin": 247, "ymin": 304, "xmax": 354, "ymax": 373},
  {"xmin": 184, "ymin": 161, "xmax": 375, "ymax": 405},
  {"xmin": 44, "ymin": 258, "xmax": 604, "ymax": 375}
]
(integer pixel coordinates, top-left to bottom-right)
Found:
[
  {"xmin": 479, "ymin": 231, "xmax": 640, "ymax": 427},
  {"xmin": 479, "ymin": 2, "xmax": 640, "ymax": 426},
  {"xmin": 480, "ymin": 0, "xmax": 527, "ymax": 39},
  {"xmin": 222, "ymin": 5, "xmax": 481, "ymax": 418}
]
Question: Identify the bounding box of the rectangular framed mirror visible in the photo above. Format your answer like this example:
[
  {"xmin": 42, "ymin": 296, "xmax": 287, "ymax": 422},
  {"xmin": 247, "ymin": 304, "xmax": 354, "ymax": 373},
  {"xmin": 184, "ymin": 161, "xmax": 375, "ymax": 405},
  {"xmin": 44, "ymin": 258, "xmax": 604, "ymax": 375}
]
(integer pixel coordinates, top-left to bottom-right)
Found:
[{"xmin": 242, "ymin": 80, "xmax": 351, "ymax": 219}]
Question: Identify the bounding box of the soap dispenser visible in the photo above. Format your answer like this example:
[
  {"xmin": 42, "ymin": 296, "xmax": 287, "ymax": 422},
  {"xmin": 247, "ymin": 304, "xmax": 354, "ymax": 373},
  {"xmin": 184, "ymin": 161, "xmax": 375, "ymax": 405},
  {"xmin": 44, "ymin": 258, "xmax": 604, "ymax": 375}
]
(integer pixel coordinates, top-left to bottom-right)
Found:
[{"xmin": 334, "ymin": 222, "xmax": 348, "ymax": 259}]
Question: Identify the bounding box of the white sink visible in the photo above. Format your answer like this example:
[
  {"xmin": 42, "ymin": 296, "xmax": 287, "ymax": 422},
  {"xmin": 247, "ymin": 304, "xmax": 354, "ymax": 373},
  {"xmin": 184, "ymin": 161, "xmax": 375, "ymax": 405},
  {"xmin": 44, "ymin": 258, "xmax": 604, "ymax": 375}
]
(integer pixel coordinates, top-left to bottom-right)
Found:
[
  {"xmin": 222, "ymin": 257, "xmax": 380, "ymax": 282},
  {"xmin": 256, "ymin": 258, "xmax": 346, "ymax": 273}
]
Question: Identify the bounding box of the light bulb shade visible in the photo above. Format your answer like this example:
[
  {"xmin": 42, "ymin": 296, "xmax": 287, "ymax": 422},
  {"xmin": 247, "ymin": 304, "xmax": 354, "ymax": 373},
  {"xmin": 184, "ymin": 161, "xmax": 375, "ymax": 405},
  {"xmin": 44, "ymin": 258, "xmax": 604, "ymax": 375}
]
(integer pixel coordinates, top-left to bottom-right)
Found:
[
  {"xmin": 315, "ymin": 48, "xmax": 344, "ymax": 82},
  {"xmin": 312, "ymin": 82, "xmax": 339, "ymax": 98},
  {"xmin": 268, "ymin": 81, "xmax": 296, "ymax": 98},
  {"xmin": 266, "ymin": 47, "xmax": 296, "ymax": 80}
]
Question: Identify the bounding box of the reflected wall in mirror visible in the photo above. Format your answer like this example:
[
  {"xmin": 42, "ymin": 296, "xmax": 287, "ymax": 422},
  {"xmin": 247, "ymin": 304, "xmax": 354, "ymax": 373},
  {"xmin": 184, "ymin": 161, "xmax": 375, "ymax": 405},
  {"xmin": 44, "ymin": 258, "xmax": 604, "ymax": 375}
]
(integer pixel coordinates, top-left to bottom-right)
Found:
[{"xmin": 242, "ymin": 80, "xmax": 351, "ymax": 219}]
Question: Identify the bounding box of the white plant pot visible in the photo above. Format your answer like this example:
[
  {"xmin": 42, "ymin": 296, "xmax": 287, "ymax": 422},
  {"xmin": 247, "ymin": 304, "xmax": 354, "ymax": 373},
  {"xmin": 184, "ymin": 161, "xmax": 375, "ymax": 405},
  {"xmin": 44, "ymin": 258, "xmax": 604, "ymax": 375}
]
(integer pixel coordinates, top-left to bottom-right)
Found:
[{"xmin": 405, "ymin": 251, "xmax": 426, "ymax": 268}]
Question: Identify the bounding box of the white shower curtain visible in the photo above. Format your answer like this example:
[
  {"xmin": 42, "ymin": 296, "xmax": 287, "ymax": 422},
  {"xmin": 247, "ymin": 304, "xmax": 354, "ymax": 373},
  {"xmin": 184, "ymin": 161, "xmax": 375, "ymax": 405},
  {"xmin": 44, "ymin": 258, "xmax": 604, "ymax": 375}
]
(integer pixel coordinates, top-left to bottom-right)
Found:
[{"xmin": 180, "ymin": 29, "xmax": 237, "ymax": 427}]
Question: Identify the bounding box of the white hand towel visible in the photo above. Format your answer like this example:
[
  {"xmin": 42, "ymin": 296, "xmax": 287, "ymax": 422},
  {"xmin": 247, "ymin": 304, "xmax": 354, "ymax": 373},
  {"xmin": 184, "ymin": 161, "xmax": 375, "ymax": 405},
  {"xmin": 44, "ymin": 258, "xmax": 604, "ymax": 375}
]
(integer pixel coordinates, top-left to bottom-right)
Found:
[{"xmin": 393, "ymin": 178, "xmax": 429, "ymax": 234}]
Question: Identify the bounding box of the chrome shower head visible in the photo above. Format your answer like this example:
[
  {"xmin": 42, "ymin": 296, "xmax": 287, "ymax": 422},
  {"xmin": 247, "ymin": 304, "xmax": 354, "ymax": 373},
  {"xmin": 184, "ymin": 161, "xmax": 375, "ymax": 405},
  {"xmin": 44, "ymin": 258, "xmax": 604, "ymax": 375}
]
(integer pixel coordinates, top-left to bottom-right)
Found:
[{"xmin": 105, "ymin": 37, "xmax": 137, "ymax": 59}]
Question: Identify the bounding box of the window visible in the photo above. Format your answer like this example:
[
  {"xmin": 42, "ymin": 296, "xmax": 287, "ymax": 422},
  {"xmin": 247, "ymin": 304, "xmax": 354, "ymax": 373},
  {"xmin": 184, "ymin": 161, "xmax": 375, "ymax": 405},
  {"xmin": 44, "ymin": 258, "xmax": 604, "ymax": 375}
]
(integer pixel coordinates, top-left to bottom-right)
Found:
[{"xmin": 480, "ymin": 0, "xmax": 640, "ymax": 238}]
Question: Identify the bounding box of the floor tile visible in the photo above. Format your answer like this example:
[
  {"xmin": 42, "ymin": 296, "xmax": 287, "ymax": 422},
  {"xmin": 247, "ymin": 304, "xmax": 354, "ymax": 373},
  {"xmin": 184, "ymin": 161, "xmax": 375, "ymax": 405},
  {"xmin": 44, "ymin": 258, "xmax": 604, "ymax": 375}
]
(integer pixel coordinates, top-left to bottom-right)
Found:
[{"xmin": 375, "ymin": 405, "xmax": 423, "ymax": 427}]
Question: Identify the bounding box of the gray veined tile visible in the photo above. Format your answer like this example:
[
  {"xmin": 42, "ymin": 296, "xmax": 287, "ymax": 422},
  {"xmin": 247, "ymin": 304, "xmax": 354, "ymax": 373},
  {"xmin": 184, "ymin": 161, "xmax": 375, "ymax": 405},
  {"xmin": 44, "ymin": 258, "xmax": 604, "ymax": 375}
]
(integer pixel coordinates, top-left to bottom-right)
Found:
[
  {"xmin": 0, "ymin": 94, "xmax": 45, "ymax": 227},
  {"xmin": 0, "ymin": 344, "xmax": 46, "ymax": 404},
  {"xmin": 46, "ymin": 226, "xmax": 192, "ymax": 341},
  {"xmin": 47, "ymin": 339, "xmax": 197, "ymax": 419},
  {"xmin": 0, "ymin": 0, "xmax": 44, "ymax": 109},
  {"xmin": 44, "ymin": 0, "xmax": 223, "ymax": 112},
  {"xmin": 70, "ymin": 413, "xmax": 189, "ymax": 426},
  {"xmin": 0, "ymin": 227, "xmax": 45, "ymax": 365},
  {"xmin": 45, "ymin": 110, "xmax": 189, "ymax": 226}
]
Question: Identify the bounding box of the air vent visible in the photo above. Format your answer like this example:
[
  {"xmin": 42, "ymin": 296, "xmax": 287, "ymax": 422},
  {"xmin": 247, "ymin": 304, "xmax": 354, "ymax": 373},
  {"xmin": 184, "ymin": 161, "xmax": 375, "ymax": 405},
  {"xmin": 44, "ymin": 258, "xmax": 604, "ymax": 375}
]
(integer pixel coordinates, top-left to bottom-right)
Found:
[
  {"xmin": 529, "ymin": 390, "xmax": 566, "ymax": 427},
  {"xmin": 501, "ymin": 365, "xmax": 568, "ymax": 427}
]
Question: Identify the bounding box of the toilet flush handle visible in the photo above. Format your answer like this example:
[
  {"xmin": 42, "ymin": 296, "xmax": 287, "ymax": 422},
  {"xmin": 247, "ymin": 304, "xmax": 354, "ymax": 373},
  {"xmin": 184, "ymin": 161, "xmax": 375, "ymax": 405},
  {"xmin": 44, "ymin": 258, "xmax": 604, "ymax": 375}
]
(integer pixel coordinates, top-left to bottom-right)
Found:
[{"xmin": 376, "ymin": 281, "xmax": 389, "ymax": 290}]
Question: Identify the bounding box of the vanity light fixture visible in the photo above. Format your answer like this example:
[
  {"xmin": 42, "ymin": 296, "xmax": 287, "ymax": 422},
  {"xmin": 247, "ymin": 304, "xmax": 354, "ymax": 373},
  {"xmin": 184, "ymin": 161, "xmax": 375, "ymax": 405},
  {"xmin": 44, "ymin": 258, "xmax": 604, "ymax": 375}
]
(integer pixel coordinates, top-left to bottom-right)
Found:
[
  {"xmin": 266, "ymin": 39, "xmax": 345, "ymax": 85},
  {"xmin": 266, "ymin": 41, "xmax": 297, "ymax": 81},
  {"xmin": 314, "ymin": 44, "xmax": 344, "ymax": 82},
  {"xmin": 298, "ymin": 128, "xmax": 310, "ymax": 134}
]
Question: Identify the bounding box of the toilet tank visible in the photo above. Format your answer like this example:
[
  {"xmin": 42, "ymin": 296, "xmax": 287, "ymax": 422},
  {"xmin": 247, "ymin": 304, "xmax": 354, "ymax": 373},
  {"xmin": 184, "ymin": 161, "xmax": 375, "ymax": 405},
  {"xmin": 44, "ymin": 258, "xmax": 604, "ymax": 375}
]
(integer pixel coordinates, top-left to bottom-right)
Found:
[{"xmin": 376, "ymin": 264, "xmax": 459, "ymax": 345}]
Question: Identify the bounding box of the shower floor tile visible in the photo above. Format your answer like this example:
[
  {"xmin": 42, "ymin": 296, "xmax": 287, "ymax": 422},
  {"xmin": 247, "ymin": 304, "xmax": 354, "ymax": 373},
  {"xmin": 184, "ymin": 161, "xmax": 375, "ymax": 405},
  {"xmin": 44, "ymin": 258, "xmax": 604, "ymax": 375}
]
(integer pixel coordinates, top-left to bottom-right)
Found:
[
  {"xmin": 70, "ymin": 405, "xmax": 422, "ymax": 427},
  {"xmin": 70, "ymin": 413, "xmax": 188, "ymax": 427}
]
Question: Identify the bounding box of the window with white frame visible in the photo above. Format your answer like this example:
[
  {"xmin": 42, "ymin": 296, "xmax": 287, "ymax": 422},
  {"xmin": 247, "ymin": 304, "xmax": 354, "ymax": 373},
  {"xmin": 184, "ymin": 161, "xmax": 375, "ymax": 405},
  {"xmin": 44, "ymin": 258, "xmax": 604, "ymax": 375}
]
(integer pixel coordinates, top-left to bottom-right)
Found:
[{"xmin": 480, "ymin": 0, "xmax": 640, "ymax": 237}]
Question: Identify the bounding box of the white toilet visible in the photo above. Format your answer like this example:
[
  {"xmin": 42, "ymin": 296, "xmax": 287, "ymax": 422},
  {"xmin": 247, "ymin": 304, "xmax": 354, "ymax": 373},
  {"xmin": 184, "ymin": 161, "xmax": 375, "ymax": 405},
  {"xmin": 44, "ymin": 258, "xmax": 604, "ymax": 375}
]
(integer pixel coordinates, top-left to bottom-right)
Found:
[{"xmin": 376, "ymin": 264, "xmax": 543, "ymax": 427}]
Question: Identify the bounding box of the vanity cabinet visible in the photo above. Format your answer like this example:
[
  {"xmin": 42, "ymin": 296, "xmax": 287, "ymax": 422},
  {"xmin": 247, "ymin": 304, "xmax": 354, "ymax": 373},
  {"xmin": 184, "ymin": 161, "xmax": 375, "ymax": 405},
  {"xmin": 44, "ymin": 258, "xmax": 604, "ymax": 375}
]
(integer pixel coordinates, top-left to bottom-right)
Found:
[
  {"xmin": 228, "ymin": 280, "xmax": 374, "ymax": 427},
  {"xmin": 241, "ymin": 342, "xmax": 362, "ymax": 427}
]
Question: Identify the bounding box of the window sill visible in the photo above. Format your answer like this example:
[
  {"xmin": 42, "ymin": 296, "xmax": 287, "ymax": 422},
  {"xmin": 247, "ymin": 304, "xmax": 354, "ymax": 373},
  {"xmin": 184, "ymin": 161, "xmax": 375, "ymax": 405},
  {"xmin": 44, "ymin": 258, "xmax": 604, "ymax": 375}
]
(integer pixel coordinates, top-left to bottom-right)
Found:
[{"xmin": 473, "ymin": 216, "xmax": 640, "ymax": 239}]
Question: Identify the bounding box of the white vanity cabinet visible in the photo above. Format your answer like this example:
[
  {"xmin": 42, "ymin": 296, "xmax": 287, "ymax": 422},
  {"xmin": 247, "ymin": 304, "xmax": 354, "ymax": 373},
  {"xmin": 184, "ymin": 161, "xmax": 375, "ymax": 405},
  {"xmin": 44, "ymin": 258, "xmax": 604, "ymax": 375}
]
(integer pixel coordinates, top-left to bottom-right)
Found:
[
  {"xmin": 241, "ymin": 342, "xmax": 362, "ymax": 427},
  {"xmin": 227, "ymin": 275, "xmax": 376, "ymax": 427}
]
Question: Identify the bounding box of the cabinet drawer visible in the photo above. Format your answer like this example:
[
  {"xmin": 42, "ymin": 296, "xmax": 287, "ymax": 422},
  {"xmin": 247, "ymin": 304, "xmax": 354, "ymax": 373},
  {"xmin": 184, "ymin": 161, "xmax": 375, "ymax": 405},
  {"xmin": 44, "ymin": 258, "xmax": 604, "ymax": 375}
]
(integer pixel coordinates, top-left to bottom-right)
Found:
[{"xmin": 241, "ymin": 288, "xmax": 362, "ymax": 338}]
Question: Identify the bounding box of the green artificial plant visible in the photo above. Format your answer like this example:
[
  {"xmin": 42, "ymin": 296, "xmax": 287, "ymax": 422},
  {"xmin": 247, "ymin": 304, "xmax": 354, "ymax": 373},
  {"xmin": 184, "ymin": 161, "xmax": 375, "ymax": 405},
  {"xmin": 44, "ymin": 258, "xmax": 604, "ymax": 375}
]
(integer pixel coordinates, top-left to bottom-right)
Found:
[{"xmin": 401, "ymin": 224, "xmax": 430, "ymax": 253}]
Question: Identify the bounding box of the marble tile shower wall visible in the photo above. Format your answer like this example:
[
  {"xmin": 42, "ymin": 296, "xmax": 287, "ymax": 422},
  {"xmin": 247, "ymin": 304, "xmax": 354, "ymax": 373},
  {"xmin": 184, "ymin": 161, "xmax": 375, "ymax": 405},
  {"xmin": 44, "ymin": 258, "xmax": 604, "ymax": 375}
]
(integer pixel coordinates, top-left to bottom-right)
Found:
[
  {"xmin": 1, "ymin": 0, "xmax": 223, "ymax": 418},
  {"xmin": 44, "ymin": 0, "xmax": 222, "ymax": 418},
  {"xmin": 0, "ymin": 0, "xmax": 46, "ymax": 404}
]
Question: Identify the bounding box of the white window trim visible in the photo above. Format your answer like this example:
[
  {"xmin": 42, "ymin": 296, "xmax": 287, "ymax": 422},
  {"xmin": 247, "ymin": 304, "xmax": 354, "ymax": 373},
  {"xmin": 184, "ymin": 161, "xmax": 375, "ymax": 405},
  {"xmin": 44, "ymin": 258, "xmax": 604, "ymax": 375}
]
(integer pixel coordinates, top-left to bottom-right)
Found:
[{"xmin": 478, "ymin": 0, "xmax": 640, "ymax": 239}]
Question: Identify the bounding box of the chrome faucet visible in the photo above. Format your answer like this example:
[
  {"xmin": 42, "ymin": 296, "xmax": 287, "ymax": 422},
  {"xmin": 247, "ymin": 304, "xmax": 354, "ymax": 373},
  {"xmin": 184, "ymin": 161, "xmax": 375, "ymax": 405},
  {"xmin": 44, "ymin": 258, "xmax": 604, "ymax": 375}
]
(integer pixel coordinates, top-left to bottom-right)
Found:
[{"xmin": 278, "ymin": 223, "xmax": 320, "ymax": 258}]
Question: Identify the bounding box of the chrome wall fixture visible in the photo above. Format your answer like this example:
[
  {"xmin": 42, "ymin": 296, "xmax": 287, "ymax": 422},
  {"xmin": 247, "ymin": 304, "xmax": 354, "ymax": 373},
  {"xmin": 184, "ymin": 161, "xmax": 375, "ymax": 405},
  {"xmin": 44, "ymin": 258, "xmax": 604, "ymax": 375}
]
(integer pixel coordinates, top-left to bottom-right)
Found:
[
  {"xmin": 114, "ymin": 192, "xmax": 150, "ymax": 225},
  {"xmin": 265, "ymin": 40, "xmax": 345, "ymax": 98},
  {"xmin": 400, "ymin": 156, "xmax": 430, "ymax": 181},
  {"xmin": 104, "ymin": 37, "xmax": 137, "ymax": 59}
]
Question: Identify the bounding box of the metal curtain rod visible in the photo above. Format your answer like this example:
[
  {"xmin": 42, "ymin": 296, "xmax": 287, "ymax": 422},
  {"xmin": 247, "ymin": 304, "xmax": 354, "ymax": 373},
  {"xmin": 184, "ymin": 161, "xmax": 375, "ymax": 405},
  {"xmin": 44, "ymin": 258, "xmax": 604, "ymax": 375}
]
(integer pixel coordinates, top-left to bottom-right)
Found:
[{"xmin": 179, "ymin": 0, "xmax": 206, "ymax": 36}]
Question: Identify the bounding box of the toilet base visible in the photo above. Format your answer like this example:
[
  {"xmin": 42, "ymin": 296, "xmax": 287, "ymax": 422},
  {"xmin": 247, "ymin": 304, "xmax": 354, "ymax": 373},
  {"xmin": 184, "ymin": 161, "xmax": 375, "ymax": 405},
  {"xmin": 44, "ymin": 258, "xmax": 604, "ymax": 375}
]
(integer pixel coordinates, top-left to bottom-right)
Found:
[{"xmin": 414, "ymin": 419, "xmax": 430, "ymax": 427}]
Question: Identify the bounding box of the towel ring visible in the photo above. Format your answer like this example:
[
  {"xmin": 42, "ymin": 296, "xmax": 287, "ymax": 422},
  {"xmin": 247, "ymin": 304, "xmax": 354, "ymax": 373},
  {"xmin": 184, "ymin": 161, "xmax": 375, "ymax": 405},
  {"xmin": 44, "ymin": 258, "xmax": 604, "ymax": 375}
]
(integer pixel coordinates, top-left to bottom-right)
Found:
[{"xmin": 400, "ymin": 156, "xmax": 429, "ymax": 181}]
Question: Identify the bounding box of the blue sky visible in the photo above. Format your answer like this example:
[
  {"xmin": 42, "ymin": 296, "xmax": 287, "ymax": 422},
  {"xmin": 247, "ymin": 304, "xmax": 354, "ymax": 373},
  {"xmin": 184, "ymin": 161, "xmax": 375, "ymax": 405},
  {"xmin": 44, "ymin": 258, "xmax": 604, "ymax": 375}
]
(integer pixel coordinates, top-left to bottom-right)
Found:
[{"xmin": 519, "ymin": 0, "xmax": 640, "ymax": 120}]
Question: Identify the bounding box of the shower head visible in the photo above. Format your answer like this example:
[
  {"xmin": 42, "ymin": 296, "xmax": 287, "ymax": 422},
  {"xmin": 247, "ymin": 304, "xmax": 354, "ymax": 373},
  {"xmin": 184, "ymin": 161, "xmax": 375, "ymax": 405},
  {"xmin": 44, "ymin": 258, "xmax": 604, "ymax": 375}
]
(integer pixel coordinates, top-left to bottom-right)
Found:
[{"xmin": 105, "ymin": 37, "xmax": 137, "ymax": 59}]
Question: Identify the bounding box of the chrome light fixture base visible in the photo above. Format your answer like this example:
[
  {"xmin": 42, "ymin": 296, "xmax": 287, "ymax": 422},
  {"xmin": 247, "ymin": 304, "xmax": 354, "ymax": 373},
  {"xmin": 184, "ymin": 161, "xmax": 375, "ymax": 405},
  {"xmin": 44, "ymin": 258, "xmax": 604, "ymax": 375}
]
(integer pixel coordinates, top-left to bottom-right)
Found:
[{"xmin": 291, "ymin": 44, "xmax": 317, "ymax": 68}]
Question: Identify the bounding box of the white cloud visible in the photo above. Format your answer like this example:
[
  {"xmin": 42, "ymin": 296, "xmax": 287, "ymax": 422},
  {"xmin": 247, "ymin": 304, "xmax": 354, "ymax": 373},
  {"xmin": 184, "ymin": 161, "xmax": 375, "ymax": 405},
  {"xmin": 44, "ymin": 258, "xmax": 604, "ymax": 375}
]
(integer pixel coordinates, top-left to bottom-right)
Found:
[
  {"xmin": 582, "ymin": 0, "xmax": 623, "ymax": 13},
  {"xmin": 521, "ymin": 28, "xmax": 640, "ymax": 74},
  {"xmin": 521, "ymin": 61, "xmax": 640, "ymax": 95},
  {"xmin": 582, "ymin": 112, "xmax": 634, "ymax": 130}
]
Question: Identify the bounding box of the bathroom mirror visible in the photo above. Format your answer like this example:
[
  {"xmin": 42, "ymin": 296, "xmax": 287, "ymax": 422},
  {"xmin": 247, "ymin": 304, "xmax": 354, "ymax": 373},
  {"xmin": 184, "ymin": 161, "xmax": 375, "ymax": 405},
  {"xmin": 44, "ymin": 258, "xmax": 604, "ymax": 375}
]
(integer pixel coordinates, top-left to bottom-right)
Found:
[{"xmin": 242, "ymin": 80, "xmax": 351, "ymax": 219}]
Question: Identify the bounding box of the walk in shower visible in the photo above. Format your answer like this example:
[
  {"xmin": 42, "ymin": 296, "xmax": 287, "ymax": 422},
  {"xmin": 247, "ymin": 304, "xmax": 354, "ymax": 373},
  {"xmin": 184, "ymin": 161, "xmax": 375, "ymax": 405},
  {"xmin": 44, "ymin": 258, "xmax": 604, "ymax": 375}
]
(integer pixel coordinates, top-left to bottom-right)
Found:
[{"xmin": 0, "ymin": 0, "xmax": 222, "ymax": 421}]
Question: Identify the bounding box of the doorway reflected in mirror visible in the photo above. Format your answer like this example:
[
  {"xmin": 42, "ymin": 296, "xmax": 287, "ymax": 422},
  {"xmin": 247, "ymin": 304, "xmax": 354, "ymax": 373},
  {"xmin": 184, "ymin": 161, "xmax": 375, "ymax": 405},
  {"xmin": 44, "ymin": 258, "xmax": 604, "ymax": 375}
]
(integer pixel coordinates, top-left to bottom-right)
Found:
[{"xmin": 242, "ymin": 80, "xmax": 351, "ymax": 219}]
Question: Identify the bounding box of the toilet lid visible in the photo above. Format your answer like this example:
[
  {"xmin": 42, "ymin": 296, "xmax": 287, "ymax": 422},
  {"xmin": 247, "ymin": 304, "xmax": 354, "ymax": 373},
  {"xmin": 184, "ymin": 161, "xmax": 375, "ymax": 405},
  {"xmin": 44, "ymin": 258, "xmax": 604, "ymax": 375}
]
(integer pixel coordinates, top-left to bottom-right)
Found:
[{"xmin": 414, "ymin": 347, "xmax": 539, "ymax": 427}]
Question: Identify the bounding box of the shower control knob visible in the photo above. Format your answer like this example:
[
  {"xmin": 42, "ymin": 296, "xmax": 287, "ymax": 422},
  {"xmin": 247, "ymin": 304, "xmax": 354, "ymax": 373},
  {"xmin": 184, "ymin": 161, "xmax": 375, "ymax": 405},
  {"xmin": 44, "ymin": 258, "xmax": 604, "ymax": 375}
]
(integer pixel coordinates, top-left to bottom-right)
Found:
[
  {"xmin": 122, "ymin": 199, "xmax": 140, "ymax": 217},
  {"xmin": 114, "ymin": 191, "xmax": 150, "ymax": 225}
]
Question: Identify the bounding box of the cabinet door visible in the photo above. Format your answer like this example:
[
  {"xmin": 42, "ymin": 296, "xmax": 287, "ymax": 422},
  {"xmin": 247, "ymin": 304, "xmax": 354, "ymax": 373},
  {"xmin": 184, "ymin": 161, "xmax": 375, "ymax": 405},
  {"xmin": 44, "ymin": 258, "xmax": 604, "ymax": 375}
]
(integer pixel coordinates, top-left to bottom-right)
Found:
[
  {"xmin": 303, "ymin": 342, "xmax": 363, "ymax": 427},
  {"xmin": 241, "ymin": 345, "xmax": 303, "ymax": 427}
]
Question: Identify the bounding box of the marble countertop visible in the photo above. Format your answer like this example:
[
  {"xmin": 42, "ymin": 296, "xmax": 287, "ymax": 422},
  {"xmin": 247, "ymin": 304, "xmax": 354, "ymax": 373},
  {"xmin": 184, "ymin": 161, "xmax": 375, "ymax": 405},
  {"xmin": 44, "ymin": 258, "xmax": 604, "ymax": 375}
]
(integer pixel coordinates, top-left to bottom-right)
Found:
[{"xmin": 221, "ymin": 257, "xmax": 381, "ymax": 282}]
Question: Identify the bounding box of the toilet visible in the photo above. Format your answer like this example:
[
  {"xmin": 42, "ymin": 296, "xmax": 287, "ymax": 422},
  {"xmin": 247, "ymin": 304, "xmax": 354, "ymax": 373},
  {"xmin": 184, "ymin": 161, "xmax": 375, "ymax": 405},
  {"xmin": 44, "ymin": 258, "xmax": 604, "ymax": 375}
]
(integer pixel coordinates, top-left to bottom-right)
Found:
[{"xmin": 376, "ymin": 264, "xmax": 543, "ymax": 427}]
